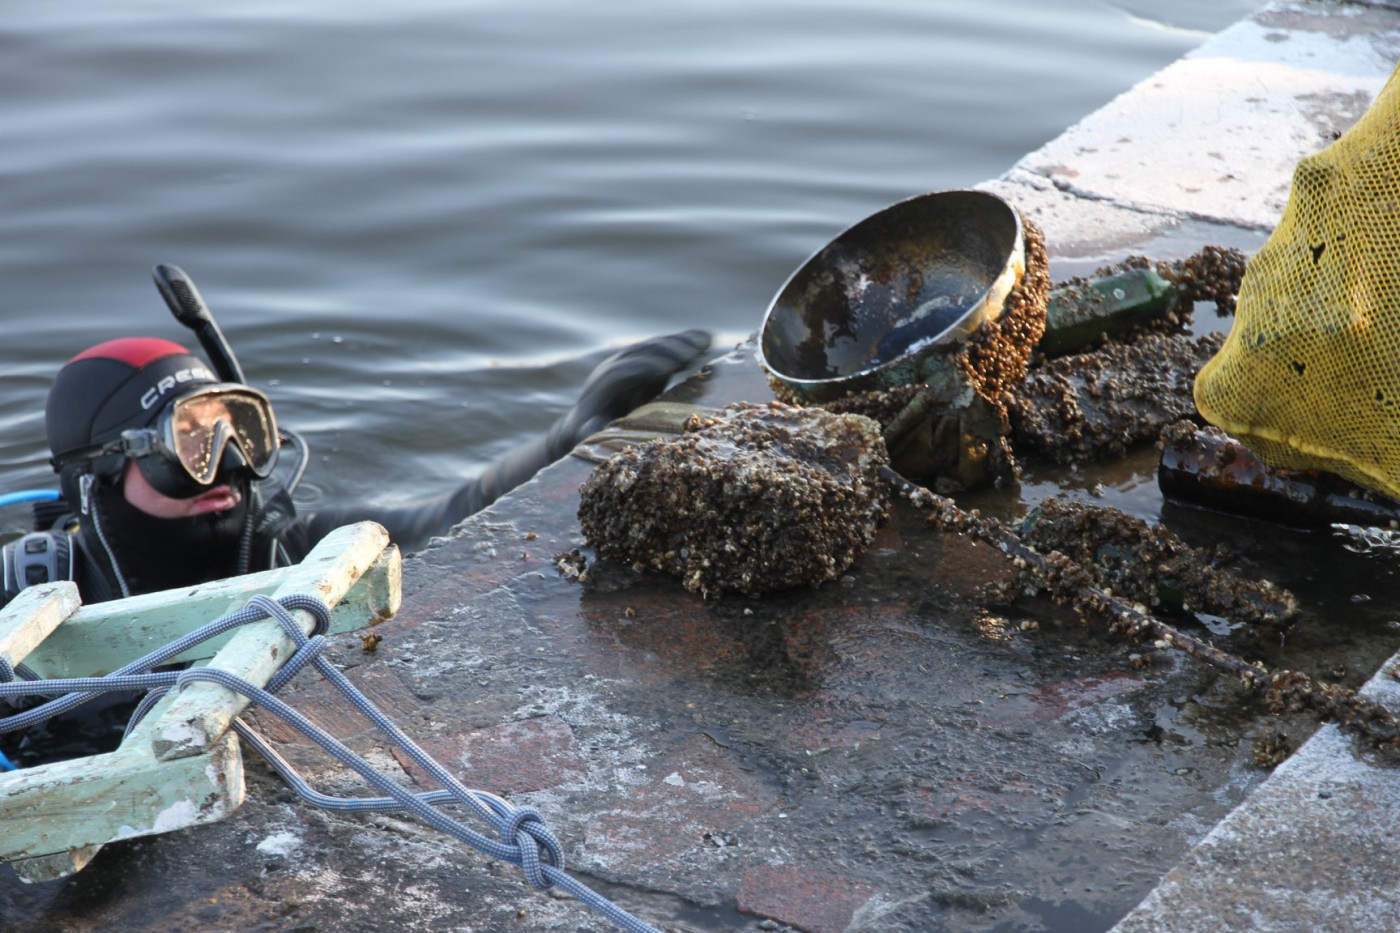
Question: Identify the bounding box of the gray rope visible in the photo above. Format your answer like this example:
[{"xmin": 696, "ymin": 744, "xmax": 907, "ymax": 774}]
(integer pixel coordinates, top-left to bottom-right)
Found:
[
  {"xmin": 0, "ymin": 593, "xmax": 663, "ymax": 933},
  {"xmin": 0, "ymin": 659, "xmax": 41, "ymax": 683},
  {"xmin": 0, "ymin": 595, "xmax": 326, "ymax": 734}
]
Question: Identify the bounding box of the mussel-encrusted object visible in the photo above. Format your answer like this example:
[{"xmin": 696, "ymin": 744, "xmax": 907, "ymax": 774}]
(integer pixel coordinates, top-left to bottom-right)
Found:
[
  {"xmin": 578, "ymin": 402, "xmax": 890, "ymax": 597},
  {"xmin": 1017, "ymin": 496, "xmax": 1298, "ymax": 627},
  {"xmin": 1007, "ymin": 332, "xmax": 1223, "ymax": 465}
]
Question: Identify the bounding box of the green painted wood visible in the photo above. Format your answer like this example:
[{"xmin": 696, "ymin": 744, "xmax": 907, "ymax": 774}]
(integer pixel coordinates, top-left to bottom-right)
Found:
[
  {"xmin": 20, "ymin": 541, "xmax": 401, "ymax": 679},
  {"xmin": 11, "ymin": 844, "xmax": 102, "ymax": 883},
  {"xmin": 0, "ymin": 521, "xmax": 401, "ymax": 882},
  {"xmin": 0, "ymin": 581, "xmax": 80, "ymax": 671},
  {"xmin": 0, "ymin": 730, "xmax": 244, "ymax": 873},
  {"xmin": 147, "ymin": 521, "xmax": 393, "ymax": 761}
]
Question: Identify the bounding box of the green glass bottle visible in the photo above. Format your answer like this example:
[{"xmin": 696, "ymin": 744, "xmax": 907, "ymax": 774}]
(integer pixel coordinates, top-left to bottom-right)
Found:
[{"xmin": 1038, "ymin": 267, "xmax": 1179, "ymax": 356}]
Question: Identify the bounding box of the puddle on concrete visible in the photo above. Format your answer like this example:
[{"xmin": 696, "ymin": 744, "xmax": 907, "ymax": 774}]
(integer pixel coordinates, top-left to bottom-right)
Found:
[{"xmin": 1044, "ymin": 218, "xmax": 1270, "ymax": 285}]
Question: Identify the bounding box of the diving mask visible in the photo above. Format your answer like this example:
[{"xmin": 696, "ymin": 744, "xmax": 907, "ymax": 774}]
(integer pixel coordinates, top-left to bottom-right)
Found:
[{"xmin": 69, "ymin": 384, "xmax": 280, "ymax": 498}]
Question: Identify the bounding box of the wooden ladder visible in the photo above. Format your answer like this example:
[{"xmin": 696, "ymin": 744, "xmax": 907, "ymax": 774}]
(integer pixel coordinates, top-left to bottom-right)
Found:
[{"xmin": 0, "ymin": 521, "xmax": 401, "ymax": 882}]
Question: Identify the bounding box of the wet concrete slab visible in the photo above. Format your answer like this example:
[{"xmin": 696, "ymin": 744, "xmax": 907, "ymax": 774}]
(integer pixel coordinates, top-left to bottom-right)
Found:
[
  {"xmin": 0, "ymin": 345, "xmax": 1350, "ymax": 933},
  {"xmin": 1112, "ymin": 654, "xmax": 1400, "ymax": 932},
  {"xmin": 5, "ymin": 3, "xmax": 1400, "ymax": 932},
  {"xmin": 980, "ymin": 0, "xmax": 1400, "ymax": 257}
]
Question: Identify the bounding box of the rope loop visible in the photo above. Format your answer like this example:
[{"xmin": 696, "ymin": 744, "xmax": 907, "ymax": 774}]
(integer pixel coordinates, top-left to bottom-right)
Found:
[
  {"xmin": 500, "ymin": 807, "xmax": 564, "ymax": 889},
  {"xmin": 245, "ymin": 592, "xmax": 332, "ymax": 638}
]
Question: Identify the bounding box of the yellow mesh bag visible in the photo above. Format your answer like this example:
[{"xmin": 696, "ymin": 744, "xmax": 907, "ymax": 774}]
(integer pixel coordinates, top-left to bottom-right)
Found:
[{"xmin": 1195, "ymin": 64, "xmax": 1400, "ymax": 500}]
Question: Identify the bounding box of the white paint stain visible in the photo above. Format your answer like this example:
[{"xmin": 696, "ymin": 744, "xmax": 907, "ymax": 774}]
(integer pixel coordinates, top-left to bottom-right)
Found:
[
  {"xmin": 152, "ymin": 799, "xmax": 201, "ymax": 833},
  {"xmin": 256, "ymin": 830, "xmax": 303, "ymax": 857}
]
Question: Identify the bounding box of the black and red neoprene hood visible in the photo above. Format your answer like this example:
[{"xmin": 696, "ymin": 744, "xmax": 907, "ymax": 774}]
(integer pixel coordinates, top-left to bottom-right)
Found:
[{"xmin": 45, "ymin": 337, "xmax": 220, "ymax": 464}]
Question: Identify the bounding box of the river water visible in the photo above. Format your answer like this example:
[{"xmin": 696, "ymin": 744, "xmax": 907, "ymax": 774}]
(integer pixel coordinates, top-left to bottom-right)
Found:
[{"xmin": 0, "ymin": 0, "xmax": 1265, "ymax": 528}]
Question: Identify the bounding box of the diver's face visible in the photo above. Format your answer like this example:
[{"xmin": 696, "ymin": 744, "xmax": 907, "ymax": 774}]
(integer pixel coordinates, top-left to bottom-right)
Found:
[
  {"xmin": 171, "ymin": 395, "xmax": 235, "ymax": 481},
  {"xmin": 120, "ymin": 458, "xmax": 241, "ymax": 518}
]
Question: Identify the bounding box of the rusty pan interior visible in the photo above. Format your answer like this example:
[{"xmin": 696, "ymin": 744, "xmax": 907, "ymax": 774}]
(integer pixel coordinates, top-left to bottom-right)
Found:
[{"xmin": 758, "ymin": 190, "xmax": 1023, "ymax": 399}]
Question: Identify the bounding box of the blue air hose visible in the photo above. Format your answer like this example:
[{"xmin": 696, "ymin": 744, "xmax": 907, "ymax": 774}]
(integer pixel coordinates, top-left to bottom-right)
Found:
[{"xmin": 0, "ymin": 490, "xmax": 61, "ymax": 509}]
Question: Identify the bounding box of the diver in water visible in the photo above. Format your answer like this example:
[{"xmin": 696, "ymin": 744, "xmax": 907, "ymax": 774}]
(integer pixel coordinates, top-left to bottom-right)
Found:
[
  {"xmin": 0, "ymin": 268, "xmax": 708, "ymax": 770},
  {"xmin": 3, "ymin": 328, "xmax": 710, "ymax": 606}
]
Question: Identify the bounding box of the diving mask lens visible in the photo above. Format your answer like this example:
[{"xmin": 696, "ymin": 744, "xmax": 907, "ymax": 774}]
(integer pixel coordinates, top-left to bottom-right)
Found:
[{"xmin": 164, "ymin": 386, "xmax": 279, "ymax": 485}]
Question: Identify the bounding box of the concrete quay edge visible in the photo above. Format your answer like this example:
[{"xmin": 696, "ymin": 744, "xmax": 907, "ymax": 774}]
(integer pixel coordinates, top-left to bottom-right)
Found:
[{"xmin": 979, "ymin": 0, "xmax": 1398, "ymax": 257}]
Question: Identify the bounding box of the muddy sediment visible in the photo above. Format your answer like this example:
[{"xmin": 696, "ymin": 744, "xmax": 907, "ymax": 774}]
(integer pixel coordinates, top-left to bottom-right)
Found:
[
  {"xmin": 1165, "ymin": 245, "xmax": 1249, "ymax": 315},
  {"xmin": 803, "ymin": 330, "xmax": 1222, "ymax": 473},
  {"xmin": 998, "ymin": 245, "xmax": 1244, "ymax": 466}
]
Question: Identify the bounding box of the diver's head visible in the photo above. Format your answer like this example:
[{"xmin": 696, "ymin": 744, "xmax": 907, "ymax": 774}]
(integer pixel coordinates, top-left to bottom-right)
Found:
[{"xmin": 45, "ymin": 337, "xmax": 280, "ymax": 511}]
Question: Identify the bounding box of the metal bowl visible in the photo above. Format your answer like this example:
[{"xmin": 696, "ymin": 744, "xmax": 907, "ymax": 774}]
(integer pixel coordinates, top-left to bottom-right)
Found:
[{"xmin": 758, "ymin": 189, "xmax": 1024, "ymax": 402}]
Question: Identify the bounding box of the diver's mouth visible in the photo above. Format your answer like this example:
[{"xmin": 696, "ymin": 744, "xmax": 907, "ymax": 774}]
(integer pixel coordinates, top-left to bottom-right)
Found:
[{"xmin": 187, "ymin": 485, "xmax": 241, "ymax": 514}]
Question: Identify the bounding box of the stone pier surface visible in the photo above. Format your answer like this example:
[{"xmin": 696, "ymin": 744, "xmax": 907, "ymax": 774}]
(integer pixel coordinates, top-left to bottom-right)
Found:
[
  {"xmin": 4, "ymin": 3, "xmax": 1400, "ymax": 932},
  {"xmin": 1110, "ymin": 666, "xmax": 1400, "ymax": 933}
]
